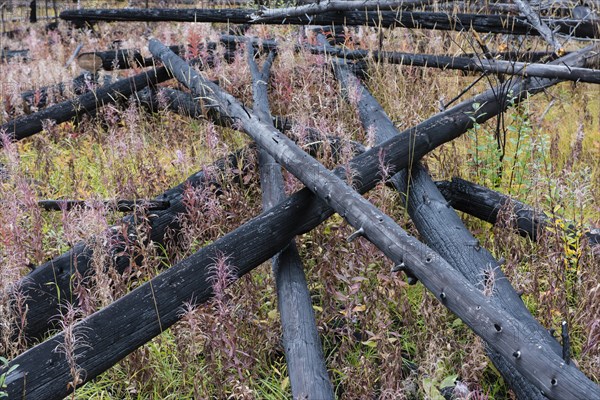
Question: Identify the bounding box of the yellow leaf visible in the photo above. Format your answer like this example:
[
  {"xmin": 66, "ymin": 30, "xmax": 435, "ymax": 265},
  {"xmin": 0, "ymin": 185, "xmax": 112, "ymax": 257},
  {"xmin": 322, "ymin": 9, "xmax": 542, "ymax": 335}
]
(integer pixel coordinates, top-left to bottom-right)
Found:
[
  {"xmin": 267, "ymin": 309, "xmax": 279, "ymax": 320},
  {"xmin": 362, "ymin": 340, "xmax": 378, "ymax": 348},
  {"xmin": 352, "ymin": 304, "xmax": 367, "ymax": 312}
]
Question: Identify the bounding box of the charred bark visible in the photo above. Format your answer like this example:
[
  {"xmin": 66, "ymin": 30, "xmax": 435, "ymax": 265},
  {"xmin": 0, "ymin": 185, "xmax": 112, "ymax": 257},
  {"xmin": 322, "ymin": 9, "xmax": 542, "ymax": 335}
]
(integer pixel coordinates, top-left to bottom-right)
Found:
[
  {"xmin": 249, "ymin": 46, "xmax": 334, "ymax": 399},
  {"xmin": 36, "ymin": 199, "xmax": 170, "ymax": 212},
  {"xmin": 436, "ymin": 178, "xmax": 600, "ymax": 246},
  {"xmin": 59, "ymin": 8, "xmax": 600, "ymax": 38},
  {"xmin": 327, "ymin": 39, "xmax": 546, "ymax": 398},
  {"xmin": 77, "ymin": 36, "xmax": 277, "ymax": 71},
  {"xmin": 20, "ymin": 72, "xmax": 95, "ymax": 113},
  {"xmin": 0, "ymin": 67, "xmax": 172, "ymax": 144},
  {"xmin": 1, "ymin": 49, "xmax": 29, "ymax": 62},
  {"xmin": 308, "ymin": 45, "xmax": 600, "ymax": 83},
  {"xmin": 149, "ymin": 38, "xmax": 600, "ymax": 399},
  {"xmin": 1, "ymin": 40, "xmax": 596, "ymax": 400}
]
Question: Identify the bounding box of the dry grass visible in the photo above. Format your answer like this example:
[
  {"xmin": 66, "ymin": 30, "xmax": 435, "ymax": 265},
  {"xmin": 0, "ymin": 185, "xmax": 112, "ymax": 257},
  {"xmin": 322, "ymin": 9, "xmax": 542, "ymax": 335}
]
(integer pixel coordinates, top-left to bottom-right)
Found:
[{"xmin": 0, "ymin": 5, "xmax": 598, "ymax": 399}]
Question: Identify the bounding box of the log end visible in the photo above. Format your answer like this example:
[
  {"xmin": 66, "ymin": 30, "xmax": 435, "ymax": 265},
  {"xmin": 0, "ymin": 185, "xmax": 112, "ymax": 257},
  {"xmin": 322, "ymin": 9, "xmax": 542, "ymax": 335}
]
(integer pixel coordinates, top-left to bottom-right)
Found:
[{"xmin": 77, "ymin": 53, "xmax": 103, "ymax": 72}]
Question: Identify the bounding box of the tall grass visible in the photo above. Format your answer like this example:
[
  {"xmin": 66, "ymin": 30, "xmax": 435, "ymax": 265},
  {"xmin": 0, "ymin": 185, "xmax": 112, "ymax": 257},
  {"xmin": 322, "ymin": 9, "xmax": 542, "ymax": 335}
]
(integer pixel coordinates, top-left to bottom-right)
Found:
[{"xmin": 0, "ymin": 14, "xmax": 598, "ymax": 400}]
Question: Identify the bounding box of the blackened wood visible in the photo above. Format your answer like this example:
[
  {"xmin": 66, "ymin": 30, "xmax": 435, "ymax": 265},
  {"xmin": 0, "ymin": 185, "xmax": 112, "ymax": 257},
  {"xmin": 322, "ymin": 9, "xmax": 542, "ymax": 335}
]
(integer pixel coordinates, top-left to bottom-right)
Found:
[
  {"xmin": 37, "ymin": 199, "xmax": 170, "ymax": 212},
  {"xmin": 6, "ymin": 148, "xmax": 252, "ymax": 345},
  {"xmin": 1, "ymin": 39, "xmax": 595, "ymax": 400},
  {"xmin": 514, "ymin": 0, "xmax": 563, "ymax": 55},
  {"xmin": 398, "ymin": 165, "xmax": 550, "ymax": 399},
  {"xmin": 77, "ymin": 37, "xmax": 277, "ymax": 71},
  {"xmin": 59, "ymin": 8, "xmax": 600, "ymax": 38},
  {"xmin": 329, "ymin": 49, "xmax": 545, "ymax": 399},
  {"xmin": 0, "ymin": 49, "xmax": 29, "ymax": 62},
  {"xmin": 5, "ymin": 90, "xmax": 346, "ymax": 345},
  {"xmin": 249, "ymin": 46, "xmax": 334, "ymax": 399},
  {"xmin": 0, "ymin": 67, "xmax": 172, "ymax": 144},
  {"xmin": 29, "ymin": 0, "xmax": 36, "ymax": 23},
  {"xmin": 77, "ymin": 48, "xmax": 149, "ymax": 71},
  {"xmin": 436, "ymin": 178, "xmax": 600, "ymax": 246},
  {"xmin": 150, "ymin": 39, "xmax": 599, "ymax": 399},
  {"xmin": 21, "ymin": 72, "xmax": 95, "ymax": 112},
  {"xmin": 308, "ymin": 46, "xmax": 600, "ymax": 83},
  {"xmin": 458, "ymin": 50, "xmax": 562, "ymax": 62}
]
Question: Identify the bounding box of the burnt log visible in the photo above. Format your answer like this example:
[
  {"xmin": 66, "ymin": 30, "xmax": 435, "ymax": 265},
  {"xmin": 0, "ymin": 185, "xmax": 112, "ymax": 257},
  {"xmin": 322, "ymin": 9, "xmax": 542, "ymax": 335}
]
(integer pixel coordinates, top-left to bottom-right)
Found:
[
  {"xmin": 398, "ymin": 165, "xmax": 550, "ymax": 399},
  {"xmin": 326, "ymin": 38, "xmax": 545, "ymax": 398},
  {"xmin": 436, "ymin": 178, "xmax": 600, "ymax": 246},
  {"xmin": 457, "ymin": 50, "xmax": 563, "ymax": 62},
  {"xmin": 1, "ymin": 39, "xmax": 596, "ymax": 400},
  {"xmin": 0, "ymin": 67, "xmax": 172, "ymax": 144},
  {"xmin": 0, "ymin": 49, "xmax": 29, "ymax": 62},
  {"xmin": 307, "ymin": 45, "xmax": 600, "ymax": 83},
  {"xmin": 249, "ymin": 46, "xmax": 334, "ymax": 399},
  {"xmin": 8, "ymin": 39, "xmax": 596, "ymax": 348},
  {"xmin": 21, "ymin": 72, "xmax": 95, "ymax": 113},
  {"xmin": 59, "ymin": 8, "xmax": 600, "ymax": 38},
  {"xmin": 149, "ymin": 38, "xmax": 599, "ymax": 399},
  {"xmin": 77, "ymin": 36, "xmax": 278, "ymax": 71},
  {"xmin": 3, "ymin": 86, "xmax": 352, "ymax": 346},
  {"xmin": 37, "ymin": 199, "xmax": 170, "ymax": 212}
]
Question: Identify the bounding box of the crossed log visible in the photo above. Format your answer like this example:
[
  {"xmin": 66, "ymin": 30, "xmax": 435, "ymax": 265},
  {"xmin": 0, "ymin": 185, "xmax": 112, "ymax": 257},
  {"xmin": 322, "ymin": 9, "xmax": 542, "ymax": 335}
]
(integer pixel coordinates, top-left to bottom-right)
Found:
[{"xmin": 2, "ymin": 39, "xmax": 599, "ymax": 399}]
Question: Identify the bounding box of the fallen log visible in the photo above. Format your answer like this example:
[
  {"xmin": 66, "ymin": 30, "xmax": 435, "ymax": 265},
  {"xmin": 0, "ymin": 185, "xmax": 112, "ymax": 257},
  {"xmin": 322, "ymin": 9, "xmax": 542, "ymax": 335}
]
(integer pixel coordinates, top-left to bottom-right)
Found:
[
  {"xmin": 59, "ymin": 8, "xmax": 600, "ymax": 38},
  {"xmin": 0, "ymin": 49, "xmax": 29, "ymax": 62},
  {"xmin": 326, "ymin": 38, "xmax": 544, "ymax": 398},
  {"xmin": 457, "ymin": 50, "xmax": 563, "ymax": 62},
  {"xmin": 149, "ymin": 38, "xmax": 600, "ymax": 399},
  {"xmin": 307, "ymin": 45, "xmax": 600, "ymax": 83},
  {"xmin": 1, "ymin": 38, "xmax": 596, "ymax": 400},
  {"xmin": 36, "ymin": 199, "xmax": 170, "ymax": 212},
  {"xmin": 20, "ymin": 72, "xmax": 95, "ymax": 113},
  {"xmin": 0, "ymin": 67, "xmax": 172, "ymax": 144},
  {"xmin": 514, "ymin": 0, "xmax": 564, "ymax": 56},
  {"xmin": 3, "ymin": 89, "xmax": 352, "ymax": 346},
  {"xmin": 250, "ymin": 0, "xmax": 435, "ymax": 21},
  {"xmin": 436, "ymin": 178, "xmax": 600, "ymax": 246},
  {"xmin": 399, "ymin": 165, "xmax": 550, "ymax": 398},
  {"xmin": 249, "ymin": 46, "xmax": 334, "ymax": 399},
  {"xmin": 7, "ymin": 39, "xmax": 596, "ymax": 349},
  {"xmin": 76, "ymin": 36, "xmax": 277, "ymax": 71}
]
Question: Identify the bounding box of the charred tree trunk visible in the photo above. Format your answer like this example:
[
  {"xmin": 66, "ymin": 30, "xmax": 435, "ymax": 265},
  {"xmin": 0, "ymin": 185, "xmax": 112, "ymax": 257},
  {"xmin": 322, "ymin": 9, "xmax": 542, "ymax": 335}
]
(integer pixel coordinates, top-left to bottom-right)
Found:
[
  {"xmin": 36, "ymin": 199, "xmax": 170, "ymax": 212},
  {"xmin": 59, "ymin": 8, "xmax": 600, "ymax": 38},
  {"xmin": 20, "ymin": 72, "xmax": 95, "ymax": 112},
  {"xmin": 248, "ymin": 46, "xmax": 334, "ymax": 399},
  {"xmin": 326, "ymin": 37, "xmax": 546, "ymax": 398},
  {"xmin": 29, "ymin": 1, "xmax": 37, "ymax": 23},
  {"xmin": 148, "ymin": 38, "xmax": 600, "ymax": 399},
  {"xmin": 77, "ymin": 36, "xmax": 278, "ymax": 71},
  {"xmin": 0, "ymin": 67, "xmax": 171, "ymax": 143},
  {"xmin": 398, "ymin": 165, "xmax": 551, "ymax": 399},
  {"xmin": 1, "ymin": 49, "xmax": 29, "ymax": 62},
  {"xmin": 2, "ymin": 40, "xmax": 597, "ymax": 400},
  {"xmin": 436, "ymin": 178, "xmax": 600, "ymax": 246},
  {"xmin": 307, "ymin": 45, "xmax": 600, "ymax": 83}
]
